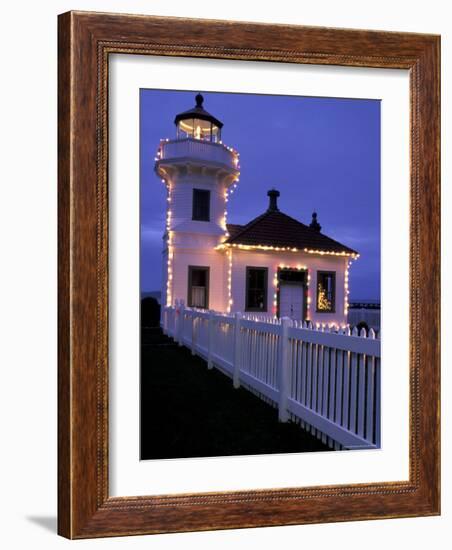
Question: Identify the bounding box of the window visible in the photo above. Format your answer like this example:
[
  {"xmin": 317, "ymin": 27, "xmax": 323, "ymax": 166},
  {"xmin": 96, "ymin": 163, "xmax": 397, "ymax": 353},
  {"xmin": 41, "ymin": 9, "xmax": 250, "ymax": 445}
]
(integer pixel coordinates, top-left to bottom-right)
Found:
[
  {"xmin": 316, "ymin": 271, "xmax": 336, "ymax": 313},
  {"xmin": 245, "ymin": 267, "xmax": 268, "ymax": 311},
  {"xmin": 192, "ymin": 189, "xmax": 210, "ymax": 221},
  {"xmin": 188, "ymin": 266, "xmax": 209, "ymax": 309}
]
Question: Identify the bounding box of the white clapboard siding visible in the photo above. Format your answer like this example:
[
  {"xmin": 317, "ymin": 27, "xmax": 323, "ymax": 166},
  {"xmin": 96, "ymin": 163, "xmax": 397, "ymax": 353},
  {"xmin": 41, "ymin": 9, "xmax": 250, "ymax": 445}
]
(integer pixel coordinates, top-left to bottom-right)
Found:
[{"xmin": 162, "ymin": 304, "xmax": 381, "ymax": 449}]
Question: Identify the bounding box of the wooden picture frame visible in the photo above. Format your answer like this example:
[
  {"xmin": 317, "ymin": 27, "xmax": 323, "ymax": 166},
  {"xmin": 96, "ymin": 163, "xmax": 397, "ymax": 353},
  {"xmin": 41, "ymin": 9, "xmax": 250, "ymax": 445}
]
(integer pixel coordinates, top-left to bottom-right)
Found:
[{"xmin": 58, "ymin": 11, "xmax": 440, "ymax": 538}]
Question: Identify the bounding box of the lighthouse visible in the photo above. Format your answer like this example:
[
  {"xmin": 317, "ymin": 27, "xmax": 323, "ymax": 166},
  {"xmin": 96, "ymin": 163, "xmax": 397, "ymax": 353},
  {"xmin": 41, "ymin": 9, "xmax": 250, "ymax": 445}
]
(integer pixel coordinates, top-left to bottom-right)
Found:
[
  {"xmin": 154, "ymin": 93, "xmax": 358, "ymax": 326},
  {"xmin": 155, "ymin": 93, "xmax": 240, "ymax": 310}
]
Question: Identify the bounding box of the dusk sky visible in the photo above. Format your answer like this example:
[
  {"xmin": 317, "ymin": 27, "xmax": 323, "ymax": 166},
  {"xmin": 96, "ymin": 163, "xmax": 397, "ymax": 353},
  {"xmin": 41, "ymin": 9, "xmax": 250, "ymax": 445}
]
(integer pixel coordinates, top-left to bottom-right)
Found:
[{"xmin": 140, "ymin": 89, "xmax": 381, "ymax": 301}]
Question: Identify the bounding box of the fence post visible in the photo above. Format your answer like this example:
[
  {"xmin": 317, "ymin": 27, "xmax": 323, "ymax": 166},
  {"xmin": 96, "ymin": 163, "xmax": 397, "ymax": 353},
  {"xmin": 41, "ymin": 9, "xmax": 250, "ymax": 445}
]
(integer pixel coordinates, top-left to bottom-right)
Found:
[
  {"xmin": 177, "ymin": 301, "xmax": 185, "ymax": 346},
  {"xmin": 278, "ymin": 317, "xmax": 292, "ymax": 422},
  {"xmin": 375, "ymin": 357, "xmax": 381, "ymax": 448},
  {"xmin": 191, "ymin": 310, "xmax": 196, "ymax": 355},
  {"xmin": 207, "ymin": 311, "xmax": 214, "ymax": 369},
  {"xmin": 233, "ymin": 312, "xmax": 243, "ymax": 388},
  {"xmin": 171, "ymin": 299, "xmax": 179, "ymax": 340}
]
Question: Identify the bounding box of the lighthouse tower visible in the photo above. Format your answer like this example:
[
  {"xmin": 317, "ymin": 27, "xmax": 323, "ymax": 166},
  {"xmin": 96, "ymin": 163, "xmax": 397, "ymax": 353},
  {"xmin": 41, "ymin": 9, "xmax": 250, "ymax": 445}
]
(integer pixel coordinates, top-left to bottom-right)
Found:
[{"xmin": 155, "ymin": 93, "xmax": 240, "ymax": 311}]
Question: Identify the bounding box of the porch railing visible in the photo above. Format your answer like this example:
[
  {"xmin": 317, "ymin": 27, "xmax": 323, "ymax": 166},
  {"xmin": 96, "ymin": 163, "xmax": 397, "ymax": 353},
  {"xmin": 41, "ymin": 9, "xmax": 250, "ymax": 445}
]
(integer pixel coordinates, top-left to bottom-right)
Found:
[{"xmin": 158, "ymin": 138, "xmax": 237, "ymax": 169}]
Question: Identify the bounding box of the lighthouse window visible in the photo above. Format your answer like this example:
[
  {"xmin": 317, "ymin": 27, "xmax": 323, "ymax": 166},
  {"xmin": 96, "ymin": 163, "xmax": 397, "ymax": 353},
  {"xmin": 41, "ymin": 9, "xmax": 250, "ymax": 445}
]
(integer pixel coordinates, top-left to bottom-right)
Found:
[
  {"xmin": 316, "ymin": 271, "xmax": 336, "ymax": 313},
  {"xmin": 188, "ymin": 266, "xmax": 210, "ymax": 309},
  {"xmin": 245, "ymin": 267, "xmax": 268, "ymax": 312},
  {"xmin": 192, "ymin": 189, "xmax": 210, "ymax": 221}
]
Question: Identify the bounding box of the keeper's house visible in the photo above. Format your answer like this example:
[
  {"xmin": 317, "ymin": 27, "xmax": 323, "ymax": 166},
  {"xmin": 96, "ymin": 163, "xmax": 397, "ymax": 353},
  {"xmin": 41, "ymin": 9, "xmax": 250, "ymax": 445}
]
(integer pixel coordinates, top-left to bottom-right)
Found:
[{"xmin": 154, "ymin": 93, "xmax": 359, "ymax": 326}]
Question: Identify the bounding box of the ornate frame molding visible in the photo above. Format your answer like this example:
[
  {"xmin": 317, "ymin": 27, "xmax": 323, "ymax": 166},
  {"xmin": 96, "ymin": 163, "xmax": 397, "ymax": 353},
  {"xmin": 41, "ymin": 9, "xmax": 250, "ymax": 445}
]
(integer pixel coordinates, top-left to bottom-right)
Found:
[{"xmin": 58, "ymin": 11, "xmax": 440, "ymax": 538}]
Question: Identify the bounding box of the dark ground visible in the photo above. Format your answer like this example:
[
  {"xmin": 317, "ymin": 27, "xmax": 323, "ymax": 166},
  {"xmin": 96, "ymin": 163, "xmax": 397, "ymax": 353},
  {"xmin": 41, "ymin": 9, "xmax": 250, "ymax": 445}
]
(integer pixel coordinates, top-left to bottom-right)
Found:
[{"xmin": 140, "ymin": 326, "xmax": 329, "ymax": 459}]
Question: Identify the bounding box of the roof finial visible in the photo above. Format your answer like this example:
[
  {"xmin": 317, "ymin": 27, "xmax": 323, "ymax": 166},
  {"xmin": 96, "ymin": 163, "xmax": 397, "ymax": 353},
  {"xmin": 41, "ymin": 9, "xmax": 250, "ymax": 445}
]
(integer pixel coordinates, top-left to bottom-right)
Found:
[
  {"xmin": 310, "ymin": 211, "xmax": 321, "ymax": 232},
  {"xmin": 195, "ymin": 93, "xmax": 204, "ymax": 107},
  {"xmin": 267, "ymin": 189, "xmax": 280, "ymax": 212}
]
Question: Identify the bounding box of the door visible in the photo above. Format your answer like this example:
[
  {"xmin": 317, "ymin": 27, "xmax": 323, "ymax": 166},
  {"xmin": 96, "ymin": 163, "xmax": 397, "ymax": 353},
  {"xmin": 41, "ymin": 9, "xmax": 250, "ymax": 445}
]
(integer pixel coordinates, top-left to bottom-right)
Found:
[{"xmin": 279, "ymin": 283, "xmax": 304, "ymax": 321}]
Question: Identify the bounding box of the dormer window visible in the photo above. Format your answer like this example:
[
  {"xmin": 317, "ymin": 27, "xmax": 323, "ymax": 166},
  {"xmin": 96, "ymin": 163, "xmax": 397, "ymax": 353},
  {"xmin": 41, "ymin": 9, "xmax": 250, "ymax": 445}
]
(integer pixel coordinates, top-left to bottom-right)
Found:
[{"xmin": 174, "ymin": 93, "xmax": 223, "ymax": 143}]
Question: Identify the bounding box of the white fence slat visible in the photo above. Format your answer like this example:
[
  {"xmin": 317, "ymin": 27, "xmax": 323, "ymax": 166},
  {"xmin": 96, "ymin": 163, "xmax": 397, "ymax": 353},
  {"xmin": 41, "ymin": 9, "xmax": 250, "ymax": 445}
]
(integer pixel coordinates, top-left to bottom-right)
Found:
[
  {"xmin": 256, "ymin": 329, "xmax": 260, "ymax": 379},
  {"xmin": 261, "ymin": 331, "xmax": 266, "ymax": 383},
  {"xmin": 374, "ymin": 358, "xmax": 381, "ymax": 447},
  {"xmin": 335, "ymin": 350, "xmax": 344, "ymax": 425},
  {"xmin": 318, "ymin": 345, "xmax": 326, "ymax": 440},
  {"xmin": 349, "ymin": 351, "xmax": 358, "ymax": 433},
  {"xmin": 342, "ymin": 351, "xmax": 351, "ymax": 430},
  {"xmin": 272, "ymin": 333, "xmax": 277, "ymax": 387},
  {"xmin": 311, "ymin": 343, "xmax": 319, "ymax": 412},
  {"xmin": 328, "ymin": 349, "xmax": 337, "ymax": 421},
  {"xmin": 357, "ymin": 355, "xmax": 366, "ymax": 438},
  {"xmin": 253, "ymin": 329, "xmax": 258, "ymax": 377},
  {"xmin": 296, "ymin": 340, "xmax": 302, "ymax": 403},
  {"xmin": 190, "ymin": 312, "xmax": 195, "ymax": 355},
  {"xmin": 307, "ymin": 341, "xmax": 313, "ymax": 410},
  {"xmin": 289, "ymin": 340, "xmax": 295, "ymax": 398},
  {"xmin": 309, "ymin": 344, "xmax": 319, "ymax": 435},
  {"xmin": 317, "ymin": 344, "xmax": 324, "ymax": 416},
  {"xmin": 266, "ymin": 333, "xmax": 270, "ymax": 386},
  {"xmin": 268, "ymin": 333, "xmax": 273, "ymax": 388},
  {"xmin": 365, "ymin": 355, "xmax": 375, "ymax": 443},
  {"xmin": 322, "ymin": 348, "xmax": 330, "ymax": 419},
  {"xmin": 233, "ymin": 313, "xmax": 242, "ymax": 389},
  {"xmin": 295, "ymin": 340, "xmax": 301, "ymax": 402},
  {"xmin": 300, "ymin": 341, "xmax": 307, "ymax": 406},
  {"xmin": 293, "ymin": 339, "xmax": 298, "ymax": 395}
]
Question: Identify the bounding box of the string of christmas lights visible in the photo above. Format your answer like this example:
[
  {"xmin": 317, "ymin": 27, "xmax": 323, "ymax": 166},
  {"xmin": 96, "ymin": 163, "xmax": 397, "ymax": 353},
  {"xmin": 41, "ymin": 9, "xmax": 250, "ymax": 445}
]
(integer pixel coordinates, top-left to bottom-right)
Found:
[
  {"xmin": 216, "ymin": 242, "xmax": 359, "ymax": 258},
  {"xmin": 164, "ymin": 180, "xmax": 173, "ymax": 307},
  {"xmin": 227, "ymin": 249, "xmax": 233, "ymax": 313}
]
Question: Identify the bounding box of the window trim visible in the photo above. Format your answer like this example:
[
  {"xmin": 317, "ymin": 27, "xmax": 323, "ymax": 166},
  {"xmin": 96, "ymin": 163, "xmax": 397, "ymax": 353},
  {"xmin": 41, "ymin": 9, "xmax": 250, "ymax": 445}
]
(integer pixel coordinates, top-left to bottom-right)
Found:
[
  {"xmin": 315, "ymin": 270, "xmax": 336, "ymax": 314},
  {"xmin": 245, "ymin": 266, "xmax": 268, "ymax": 312},
  {"xmin": 187, "ymin": 265, "xmax": 210, "ymax": 309},
  {"xmin": 192, "ymin": 188, "xmax": 211, "ymax": 222}
]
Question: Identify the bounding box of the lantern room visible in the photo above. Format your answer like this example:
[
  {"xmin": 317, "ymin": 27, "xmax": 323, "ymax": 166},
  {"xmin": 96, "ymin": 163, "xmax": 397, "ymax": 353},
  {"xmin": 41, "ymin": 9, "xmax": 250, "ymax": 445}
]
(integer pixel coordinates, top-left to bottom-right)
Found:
[{"xmin": 174, "ymin": 93, "xmax": 223, "ymax": 142}]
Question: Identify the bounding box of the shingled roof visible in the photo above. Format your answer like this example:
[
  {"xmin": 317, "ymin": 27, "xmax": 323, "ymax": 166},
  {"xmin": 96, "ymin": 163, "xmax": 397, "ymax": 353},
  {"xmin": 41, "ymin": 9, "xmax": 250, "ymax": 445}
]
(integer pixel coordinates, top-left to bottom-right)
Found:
[
  {"xmin": 225, "ymin": 223, "xmax": 244, "ymax": 240},
  {"xmin": 225, "ymin": 192, "xmax": 357, "ymax": 256}
]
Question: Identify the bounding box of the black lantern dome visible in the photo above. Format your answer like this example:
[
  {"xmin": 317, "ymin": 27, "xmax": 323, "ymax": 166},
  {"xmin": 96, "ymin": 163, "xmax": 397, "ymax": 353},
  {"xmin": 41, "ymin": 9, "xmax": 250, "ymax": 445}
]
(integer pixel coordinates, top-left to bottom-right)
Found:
[{"xmin": 174, "ymin": 93, "xmax": 223, "ymax": 142}]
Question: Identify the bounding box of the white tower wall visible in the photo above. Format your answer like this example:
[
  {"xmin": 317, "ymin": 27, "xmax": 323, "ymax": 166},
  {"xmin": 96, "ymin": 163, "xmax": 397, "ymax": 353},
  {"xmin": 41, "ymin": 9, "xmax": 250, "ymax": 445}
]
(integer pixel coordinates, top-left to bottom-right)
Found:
[
  {"xmin": 170, "ymin": 171, "xmax": 227, "ymax": 236},
  {"xmin": 156, "ymin": 136, "xmax": 239, "ymax": 310}
]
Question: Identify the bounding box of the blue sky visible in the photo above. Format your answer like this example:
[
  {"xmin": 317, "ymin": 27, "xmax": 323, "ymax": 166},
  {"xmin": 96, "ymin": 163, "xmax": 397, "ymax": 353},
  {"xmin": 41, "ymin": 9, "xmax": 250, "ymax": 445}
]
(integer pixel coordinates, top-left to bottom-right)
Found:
[{"xmin": 140, "ymin": 89, "xmax": 381, "ymax": 301}]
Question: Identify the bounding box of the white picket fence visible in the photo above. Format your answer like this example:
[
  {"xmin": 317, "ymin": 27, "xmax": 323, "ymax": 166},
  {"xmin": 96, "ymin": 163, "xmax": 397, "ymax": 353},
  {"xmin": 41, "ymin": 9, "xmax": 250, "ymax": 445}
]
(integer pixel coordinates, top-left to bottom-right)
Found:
[{"xmin": 162, "ymin": 302, "xmax": 381, "ymax": 450}]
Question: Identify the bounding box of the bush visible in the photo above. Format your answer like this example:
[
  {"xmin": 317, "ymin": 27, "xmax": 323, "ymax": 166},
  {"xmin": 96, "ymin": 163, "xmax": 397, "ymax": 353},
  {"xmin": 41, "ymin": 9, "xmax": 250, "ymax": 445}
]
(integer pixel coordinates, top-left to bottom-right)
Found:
[
  {"xmin": 355, "ymin": 321, "xmax": 369, "ymax": 335},
  {"xmin": 141, "ymin": 297, "xmax": 160, "ymax": 327}
]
